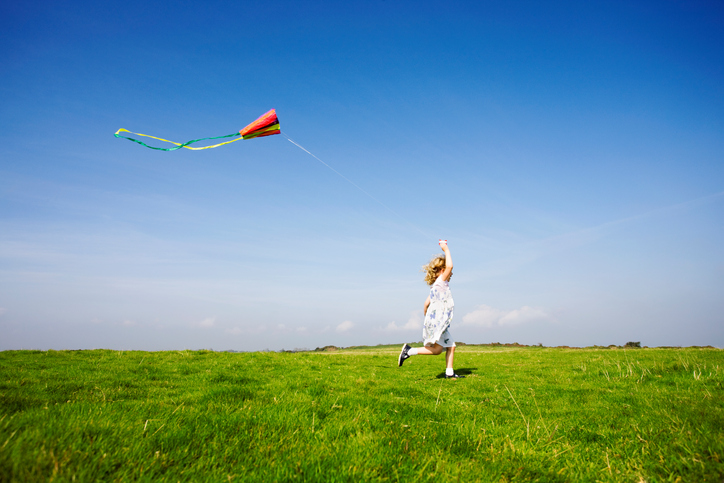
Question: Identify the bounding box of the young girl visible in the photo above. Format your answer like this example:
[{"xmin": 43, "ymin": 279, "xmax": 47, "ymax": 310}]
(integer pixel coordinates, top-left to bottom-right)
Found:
[{"xmin": 398, "ymin": 240, "xmax": 461, "ymax": 378}]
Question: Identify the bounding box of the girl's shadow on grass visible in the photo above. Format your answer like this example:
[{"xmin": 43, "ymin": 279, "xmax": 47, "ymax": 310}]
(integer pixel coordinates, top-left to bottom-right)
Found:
[{"xmin": 435, "ymin": 367, "xmax": 476, "ymax": 379}]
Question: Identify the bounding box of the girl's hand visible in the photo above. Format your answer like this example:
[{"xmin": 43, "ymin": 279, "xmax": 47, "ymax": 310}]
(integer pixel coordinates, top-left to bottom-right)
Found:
[{"xmin": 439, "ymin": 239, "xmax": 449, "ymax": 251}]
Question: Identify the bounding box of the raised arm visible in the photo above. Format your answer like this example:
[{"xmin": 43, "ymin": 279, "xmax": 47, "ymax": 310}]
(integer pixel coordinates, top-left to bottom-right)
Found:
[{"xmin": 439, "ymin": 241, "xmax": 453, "ymax": 281}]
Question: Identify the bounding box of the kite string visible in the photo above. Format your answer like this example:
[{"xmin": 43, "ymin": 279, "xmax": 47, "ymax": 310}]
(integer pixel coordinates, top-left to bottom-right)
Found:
[{"xmin": 282, "ymin": 132, "xmax": 435, "ymax": 242}]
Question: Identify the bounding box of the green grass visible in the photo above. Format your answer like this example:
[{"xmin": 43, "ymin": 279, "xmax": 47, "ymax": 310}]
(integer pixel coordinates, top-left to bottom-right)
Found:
[{"xmin": 1, "ymin": 346, "xmax": 722, "ymax": 482}]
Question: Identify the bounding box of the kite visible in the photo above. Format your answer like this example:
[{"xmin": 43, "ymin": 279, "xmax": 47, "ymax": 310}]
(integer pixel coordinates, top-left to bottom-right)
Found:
[{"xmin": 114, "ymin": 109, "xmax": 280, "ymax": 151}]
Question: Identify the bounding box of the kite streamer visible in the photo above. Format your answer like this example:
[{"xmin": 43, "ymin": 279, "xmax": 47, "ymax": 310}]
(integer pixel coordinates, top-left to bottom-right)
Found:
[{"xmin": 114, "ymin": 109, "xmax": 280, "ymax": 151}]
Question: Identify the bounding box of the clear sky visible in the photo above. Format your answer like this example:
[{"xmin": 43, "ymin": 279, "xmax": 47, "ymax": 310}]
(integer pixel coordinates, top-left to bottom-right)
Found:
[{"xmin": 1, "ymin": 0, "xmax": 722, "ymax": 351}]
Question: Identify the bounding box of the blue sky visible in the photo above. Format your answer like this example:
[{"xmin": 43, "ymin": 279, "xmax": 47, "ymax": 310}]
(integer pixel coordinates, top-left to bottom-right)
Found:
[{"xmin": 1, "ymin": 0, "xmax": 722, "ymax": 350}]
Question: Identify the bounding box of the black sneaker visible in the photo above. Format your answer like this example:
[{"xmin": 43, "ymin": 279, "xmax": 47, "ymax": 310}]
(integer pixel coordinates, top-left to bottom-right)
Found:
[
  {"xmin": 445, "ymin": 373, "xmax": 463, "ymax": 379},
  {"xmin": 398, "ymin": 344, "xmax": 411, "ymax": 367}
]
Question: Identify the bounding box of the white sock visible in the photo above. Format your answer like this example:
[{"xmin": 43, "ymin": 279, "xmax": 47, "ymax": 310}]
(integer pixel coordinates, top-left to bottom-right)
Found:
[
  {"xmin": 408, "ymin": 348, "xmax": 418, "ymax": 356},
  {"xmin": 446, "ymin": 367, "xmax": 454, "ymax": 376}
]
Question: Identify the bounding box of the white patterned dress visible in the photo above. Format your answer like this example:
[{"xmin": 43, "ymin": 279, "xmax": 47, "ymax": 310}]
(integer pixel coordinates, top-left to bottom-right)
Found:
[{"xmin": 423, "ymin": 276, "xmax": 455, "ymax": 348}]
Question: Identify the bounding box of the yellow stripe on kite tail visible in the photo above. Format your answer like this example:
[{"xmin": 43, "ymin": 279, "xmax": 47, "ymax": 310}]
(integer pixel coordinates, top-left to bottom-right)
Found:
[
  {"xmin": 114, "ymin": 129, "xmax": 243, "ymax": 151},
  {"xmin": 184, "ymin": 136, "xmax": 245, "ymax": 150}
]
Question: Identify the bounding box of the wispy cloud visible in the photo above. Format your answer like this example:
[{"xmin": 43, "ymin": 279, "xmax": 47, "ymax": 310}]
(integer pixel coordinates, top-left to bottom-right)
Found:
[
  {"xmin": 475, "ymin": 190, "xmax": 724, "ymax": 279},
  {"xmin": 336, "ymin": 320, "xmax": 354, "ymax": 332},
  {"xmin": 462, "ymin": 305, "xmax": 551, "ymax": 328},
  {"xmin": 199, "ymin": 317, "xmax": 216, "ymax": 328},
  {"xmin": 226, "ymin": 325, "xmax": 267, "ymax": 336},
  {"xmin": 383, "ymin": 310, "xmax": 422, "ymax": 331},
  {"xmin": 122, "ymin": 319, "xmax": 137, "ymax": 327}
]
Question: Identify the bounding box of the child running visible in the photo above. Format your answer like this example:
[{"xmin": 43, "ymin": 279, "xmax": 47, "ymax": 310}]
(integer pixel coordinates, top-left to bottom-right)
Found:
[{"xmin": 398, "ymin": 240, "xmax": 461, "ymax": 378}]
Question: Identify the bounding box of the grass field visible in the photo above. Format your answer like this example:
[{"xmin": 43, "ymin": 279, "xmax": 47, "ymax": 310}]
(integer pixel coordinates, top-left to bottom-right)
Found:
[{"xmin": 1, "ymin": 345, "xmax": 722, "ymax": 482}]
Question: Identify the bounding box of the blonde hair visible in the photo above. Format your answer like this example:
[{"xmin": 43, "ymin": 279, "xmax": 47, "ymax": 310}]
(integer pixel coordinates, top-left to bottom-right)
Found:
[{"xmin": 422, "ymin": 254, "xmax": 446, "ymax": 285}]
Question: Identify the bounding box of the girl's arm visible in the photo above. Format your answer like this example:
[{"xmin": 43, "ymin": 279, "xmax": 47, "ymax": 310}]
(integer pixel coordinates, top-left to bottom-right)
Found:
[
  {"xmin": 439, "ymin": 241, "xmax": 453, "ymax": 281},
  {"xmin": 424, "ymin": 296, "xmax": 431, "ymax": 315}
]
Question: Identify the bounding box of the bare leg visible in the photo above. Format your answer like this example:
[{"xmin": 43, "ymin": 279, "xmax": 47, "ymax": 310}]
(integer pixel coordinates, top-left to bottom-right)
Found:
[
  {"xmin": 415, "ymin": 343, "xmax": 444, "ymax": 355},
  {"xmin": 445, "ymin": 346, "xmax": 455, "ymax": 368}
]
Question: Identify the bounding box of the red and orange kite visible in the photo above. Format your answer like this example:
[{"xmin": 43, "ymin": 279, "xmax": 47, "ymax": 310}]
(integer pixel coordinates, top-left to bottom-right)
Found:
[{"xmin": 114, "ymin": 109, "xmax": 280, "ymax": 151}]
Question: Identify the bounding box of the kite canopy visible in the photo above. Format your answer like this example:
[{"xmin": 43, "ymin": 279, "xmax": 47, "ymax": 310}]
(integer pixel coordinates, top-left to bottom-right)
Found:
[
  {"xmin": 114, "ymin": 109, "xmax": 281, "ymax": 151},
  {"xmin": 240, "ymin": 109, "xmax": 280, "ymax": 139}
]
